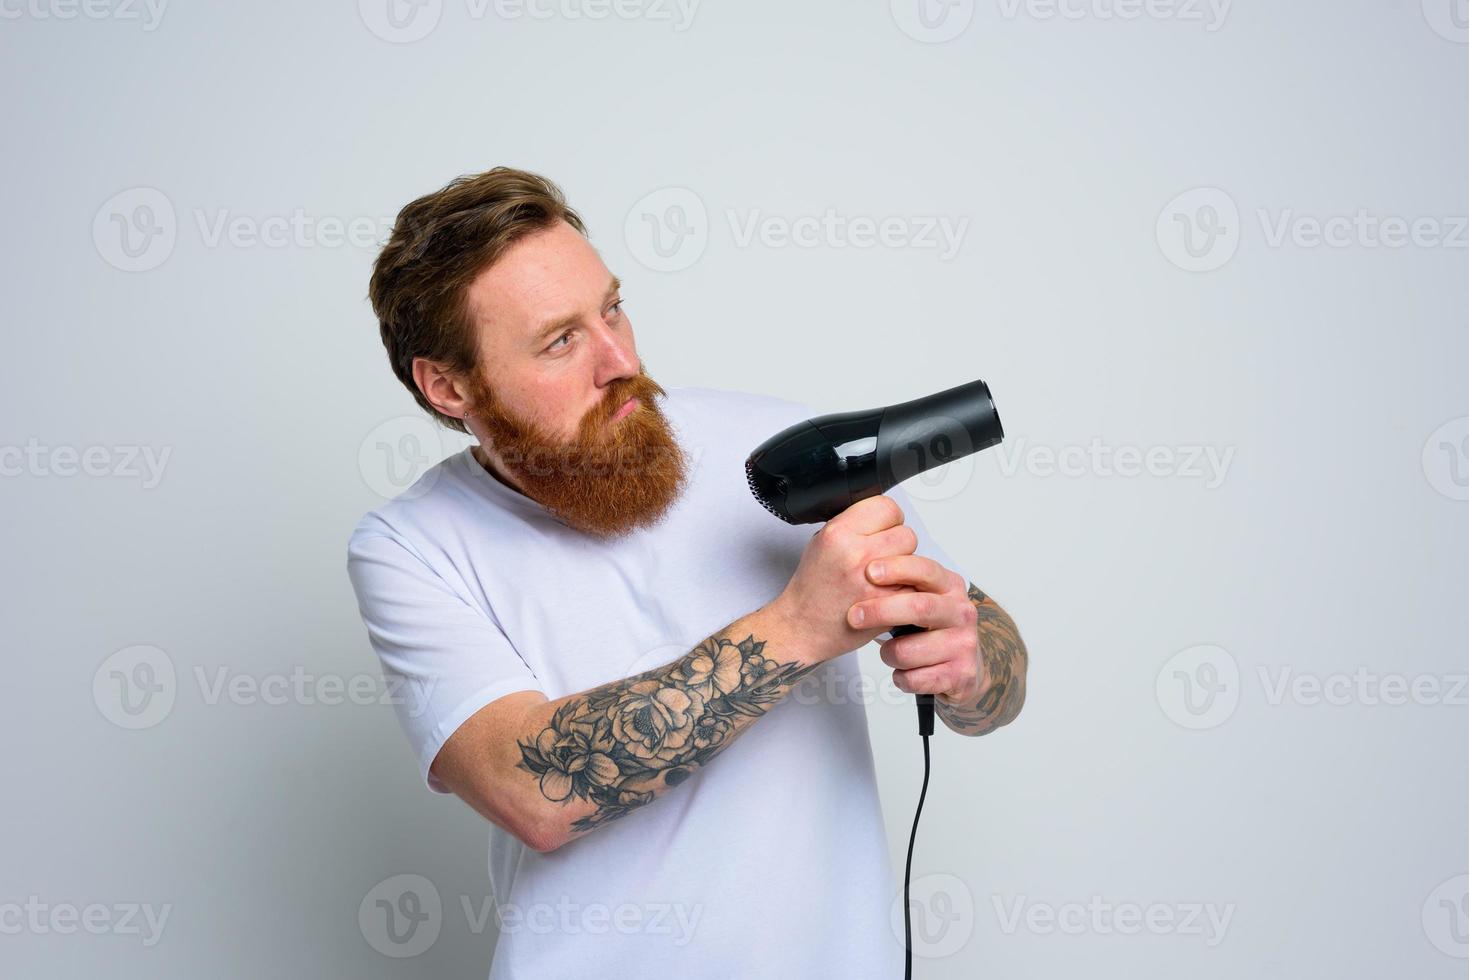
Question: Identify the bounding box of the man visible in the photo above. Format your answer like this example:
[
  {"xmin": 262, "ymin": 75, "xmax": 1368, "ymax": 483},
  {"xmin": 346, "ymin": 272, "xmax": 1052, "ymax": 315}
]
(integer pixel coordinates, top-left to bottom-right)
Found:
[{"xmin": 347, "ymin": 166, "xmax": 1028, "ymax": 978}]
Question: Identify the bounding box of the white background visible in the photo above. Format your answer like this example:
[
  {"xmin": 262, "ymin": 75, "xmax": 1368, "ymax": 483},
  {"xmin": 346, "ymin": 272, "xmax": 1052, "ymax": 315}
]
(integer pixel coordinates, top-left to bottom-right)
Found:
[{"xmin": 2, "ymin": 1, "xmax": 1467, "ymax": 976}]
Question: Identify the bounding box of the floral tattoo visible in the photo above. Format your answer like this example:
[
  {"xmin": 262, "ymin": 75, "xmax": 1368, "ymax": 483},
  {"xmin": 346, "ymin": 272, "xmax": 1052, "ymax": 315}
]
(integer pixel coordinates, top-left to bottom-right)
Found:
[{"xmin": 516, "ymin": 632, "xmax": 819, "ymax": 832}]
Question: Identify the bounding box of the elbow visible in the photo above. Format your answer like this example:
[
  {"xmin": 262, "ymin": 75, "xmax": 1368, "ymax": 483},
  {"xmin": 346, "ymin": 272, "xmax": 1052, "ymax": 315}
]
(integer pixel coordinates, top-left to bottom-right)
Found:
[
  {"xmin": 520, "ymin": 817, "xmax": 568, "ymax": 855},
  {"xmin": 445, "ymin": 773, "xmax": 569, "ymax": 853}
]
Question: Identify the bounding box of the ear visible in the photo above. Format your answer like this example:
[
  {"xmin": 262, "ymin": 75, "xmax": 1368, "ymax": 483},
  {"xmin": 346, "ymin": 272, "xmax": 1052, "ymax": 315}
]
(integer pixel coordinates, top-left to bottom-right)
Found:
[{"xmin": 413, "ymin": 357, "xmax": 472, "ymax": 420}]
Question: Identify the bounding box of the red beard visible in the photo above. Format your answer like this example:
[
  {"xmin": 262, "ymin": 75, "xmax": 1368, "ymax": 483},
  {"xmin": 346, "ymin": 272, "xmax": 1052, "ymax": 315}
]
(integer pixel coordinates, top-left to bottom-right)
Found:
[{"xmin": 465, "ymin": 366, "xmax": 690, "ymax": 540}]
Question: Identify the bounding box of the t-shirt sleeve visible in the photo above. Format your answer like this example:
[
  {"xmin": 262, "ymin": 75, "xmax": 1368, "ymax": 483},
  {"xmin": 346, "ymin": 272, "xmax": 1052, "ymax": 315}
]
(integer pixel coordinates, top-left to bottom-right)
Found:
[{"xmin": 346, "ymin": 526, "xmax": 545, "ymax": 794}]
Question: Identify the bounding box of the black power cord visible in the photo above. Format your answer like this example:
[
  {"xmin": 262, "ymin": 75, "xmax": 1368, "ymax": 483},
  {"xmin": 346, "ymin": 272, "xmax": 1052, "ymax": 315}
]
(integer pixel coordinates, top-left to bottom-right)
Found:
[
  {"xmin": 902, "ymin": 728, "xmax": 932, "ymax": 979},
  {"xmin": 893, "ymin": 625, "xmax": 937, "ymax": 980}
]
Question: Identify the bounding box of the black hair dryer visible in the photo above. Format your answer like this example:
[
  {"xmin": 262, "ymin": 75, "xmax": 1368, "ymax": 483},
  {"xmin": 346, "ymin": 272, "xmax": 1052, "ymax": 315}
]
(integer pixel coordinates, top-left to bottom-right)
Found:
[{"xmin": 744, "ymin": 379, "xmax": 1005, "ymax": 735}]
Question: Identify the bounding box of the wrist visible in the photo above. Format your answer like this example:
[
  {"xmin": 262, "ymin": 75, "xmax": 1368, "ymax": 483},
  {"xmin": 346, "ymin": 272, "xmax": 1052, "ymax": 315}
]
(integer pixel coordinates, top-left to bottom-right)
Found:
[{"xmin": 751, "ymin": 596, "xmax": 821, "ymax": 668}]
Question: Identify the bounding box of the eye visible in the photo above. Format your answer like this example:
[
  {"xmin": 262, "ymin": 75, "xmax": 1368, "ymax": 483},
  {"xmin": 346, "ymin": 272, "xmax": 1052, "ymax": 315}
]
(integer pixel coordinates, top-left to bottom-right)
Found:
[
  {"xmin": 547, "ymin": 331, "xmax": 572, "ymax": 352},
  {"xmin": 607, "ymin": 299, "xmax": 625, "ymax": 319}
]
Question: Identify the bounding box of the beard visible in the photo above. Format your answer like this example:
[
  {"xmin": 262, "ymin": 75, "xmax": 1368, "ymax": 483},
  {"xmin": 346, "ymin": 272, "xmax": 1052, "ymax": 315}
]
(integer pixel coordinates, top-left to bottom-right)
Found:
[{"xmin": 463, "ymin": 364, "xmax": 690, "ymax": 541}]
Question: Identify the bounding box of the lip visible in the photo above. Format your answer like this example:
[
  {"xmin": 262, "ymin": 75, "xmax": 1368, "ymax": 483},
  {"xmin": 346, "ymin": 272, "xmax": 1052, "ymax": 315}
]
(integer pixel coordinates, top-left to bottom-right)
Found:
[{"xmin": 612, "ymin": 396, "xmax": 639, "ymax": 421}]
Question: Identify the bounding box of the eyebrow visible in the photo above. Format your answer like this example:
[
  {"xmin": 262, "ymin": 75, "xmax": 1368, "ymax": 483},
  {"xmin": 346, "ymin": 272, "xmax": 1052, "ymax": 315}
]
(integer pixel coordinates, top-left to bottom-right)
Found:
[{"xmin": 528, "ymin": 276, "xmax": 622, "ymax": 349}]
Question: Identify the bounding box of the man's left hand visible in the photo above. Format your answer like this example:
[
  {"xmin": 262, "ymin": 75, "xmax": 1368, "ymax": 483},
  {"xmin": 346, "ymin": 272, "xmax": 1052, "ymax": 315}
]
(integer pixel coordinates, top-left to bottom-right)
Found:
[{"xmin": 846, "ymin": 556, "xmax": 982, "ymax": 706}]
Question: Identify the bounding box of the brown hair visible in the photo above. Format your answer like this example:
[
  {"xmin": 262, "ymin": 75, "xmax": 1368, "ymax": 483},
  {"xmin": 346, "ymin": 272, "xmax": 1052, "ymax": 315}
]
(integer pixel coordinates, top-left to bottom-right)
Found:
[{"xmin": 367, "ymin": 166, "xmax": 587, "ymax": 434}]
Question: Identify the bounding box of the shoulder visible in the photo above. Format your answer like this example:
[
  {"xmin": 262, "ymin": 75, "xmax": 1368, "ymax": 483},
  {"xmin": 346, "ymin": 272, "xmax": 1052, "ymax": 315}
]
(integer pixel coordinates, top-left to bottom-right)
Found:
[
  {"xmin": 663, "ymin": 384, "xmax": 817, "ymax": 430},
  {"xmin": 345, "ymin": 449, "xmax": 473, "ymax": 562}
]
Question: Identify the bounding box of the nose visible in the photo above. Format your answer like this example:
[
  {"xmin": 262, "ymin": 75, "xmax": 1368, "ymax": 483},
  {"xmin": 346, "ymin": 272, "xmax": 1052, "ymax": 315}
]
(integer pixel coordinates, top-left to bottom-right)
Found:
[{"xmin": 590, "ymin": 314, "xmax": 639, "ymax": 388}]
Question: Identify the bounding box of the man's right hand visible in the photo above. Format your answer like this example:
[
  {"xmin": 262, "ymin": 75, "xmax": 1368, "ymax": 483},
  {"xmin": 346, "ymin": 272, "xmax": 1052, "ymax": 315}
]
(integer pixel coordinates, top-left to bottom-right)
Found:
[{"xmin": 768, "ymin": 494, "xmax": 919, "ymax": 664}]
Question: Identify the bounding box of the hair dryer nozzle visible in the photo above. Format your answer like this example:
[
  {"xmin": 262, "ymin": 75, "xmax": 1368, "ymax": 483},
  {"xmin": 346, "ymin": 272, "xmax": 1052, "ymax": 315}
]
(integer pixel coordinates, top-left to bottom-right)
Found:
[
  {"xmin": 876, "ymin": 378, "xmax": 1004, "ymax": 488},
  {"xmin": 744, "ymin": 379, "xmax": 1005, "ymax": 524}
]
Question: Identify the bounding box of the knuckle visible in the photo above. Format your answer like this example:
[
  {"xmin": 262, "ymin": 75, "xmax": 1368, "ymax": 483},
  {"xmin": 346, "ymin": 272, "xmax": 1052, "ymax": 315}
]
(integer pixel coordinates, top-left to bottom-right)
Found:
[{"xmin": 878, "ymin": 494, "xmax": 903, "ymax": 523}]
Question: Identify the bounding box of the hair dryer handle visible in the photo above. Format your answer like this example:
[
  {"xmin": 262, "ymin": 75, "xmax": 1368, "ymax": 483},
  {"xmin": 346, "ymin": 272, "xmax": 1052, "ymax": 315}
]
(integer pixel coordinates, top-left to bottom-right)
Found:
[{"xmin": 889, "ymin": 624, "xmax": 934, "ymax": 736}]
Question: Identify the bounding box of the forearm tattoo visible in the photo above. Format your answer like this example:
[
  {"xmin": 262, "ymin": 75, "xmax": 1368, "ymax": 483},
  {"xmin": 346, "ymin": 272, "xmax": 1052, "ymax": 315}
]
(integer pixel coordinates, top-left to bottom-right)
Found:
[
  {"xmin": 516, "ymin": 632, "xmax": 819, "ymax": 833},
  {"xmin": 934, "ymin": 583, "xmax": 1029, "ymax": 736}
]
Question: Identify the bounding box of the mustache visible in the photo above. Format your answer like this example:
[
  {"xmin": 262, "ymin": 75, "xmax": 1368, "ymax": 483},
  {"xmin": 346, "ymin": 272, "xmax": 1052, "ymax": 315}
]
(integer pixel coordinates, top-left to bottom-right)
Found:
[{"xmin": 591, "ymin": 374, "xmax": 664, "ymax": 426}]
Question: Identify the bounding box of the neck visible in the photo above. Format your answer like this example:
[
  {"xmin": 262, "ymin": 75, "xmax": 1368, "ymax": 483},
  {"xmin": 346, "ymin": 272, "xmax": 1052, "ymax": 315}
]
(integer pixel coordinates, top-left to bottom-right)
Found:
[{"xmin": 472, "ymin": 444, "xmax": 531, "ymax": 499}]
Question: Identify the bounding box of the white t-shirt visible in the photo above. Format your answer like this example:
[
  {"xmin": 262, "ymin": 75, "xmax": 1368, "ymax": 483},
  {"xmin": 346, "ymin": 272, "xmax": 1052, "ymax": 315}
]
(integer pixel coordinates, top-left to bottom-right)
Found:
[{"xmin": 346, "ymin": 385, "xmax": 964, "ymax": 979}]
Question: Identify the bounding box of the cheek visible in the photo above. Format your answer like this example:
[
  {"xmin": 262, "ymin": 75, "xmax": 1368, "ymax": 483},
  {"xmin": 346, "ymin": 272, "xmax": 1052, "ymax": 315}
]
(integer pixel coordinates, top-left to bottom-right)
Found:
[
  {"xmin": 495, "ymin": 376, "xmax": 560, "ymax": 436},
  {"xmin": 536, "ymin": 378, "xmax": 595, "ymax": 439}
]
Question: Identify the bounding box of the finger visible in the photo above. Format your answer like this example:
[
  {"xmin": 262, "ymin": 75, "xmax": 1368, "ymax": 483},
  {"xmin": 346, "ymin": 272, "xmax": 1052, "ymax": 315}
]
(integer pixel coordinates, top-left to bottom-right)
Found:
[
  {"xmin": 849, "ymin": 591, "xmax": 972, "ymax": 632},
  {"xmin": 892, "ymin": 663, "xmax": 964, "ymax": 697},
  {"xmin": 865, "ymin": 523, "xmax": 918, "ymax": 560},
  {"xmin": 866, "ymin": 553, "xmax": 958, "ymax": 593},
  {"xmin": 830, "ymin": 494, "xmax": 904, "ymax": 535},
  {"xmin": 877, "ymin": 632, "xmax": 949, "ymax": 670}
]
